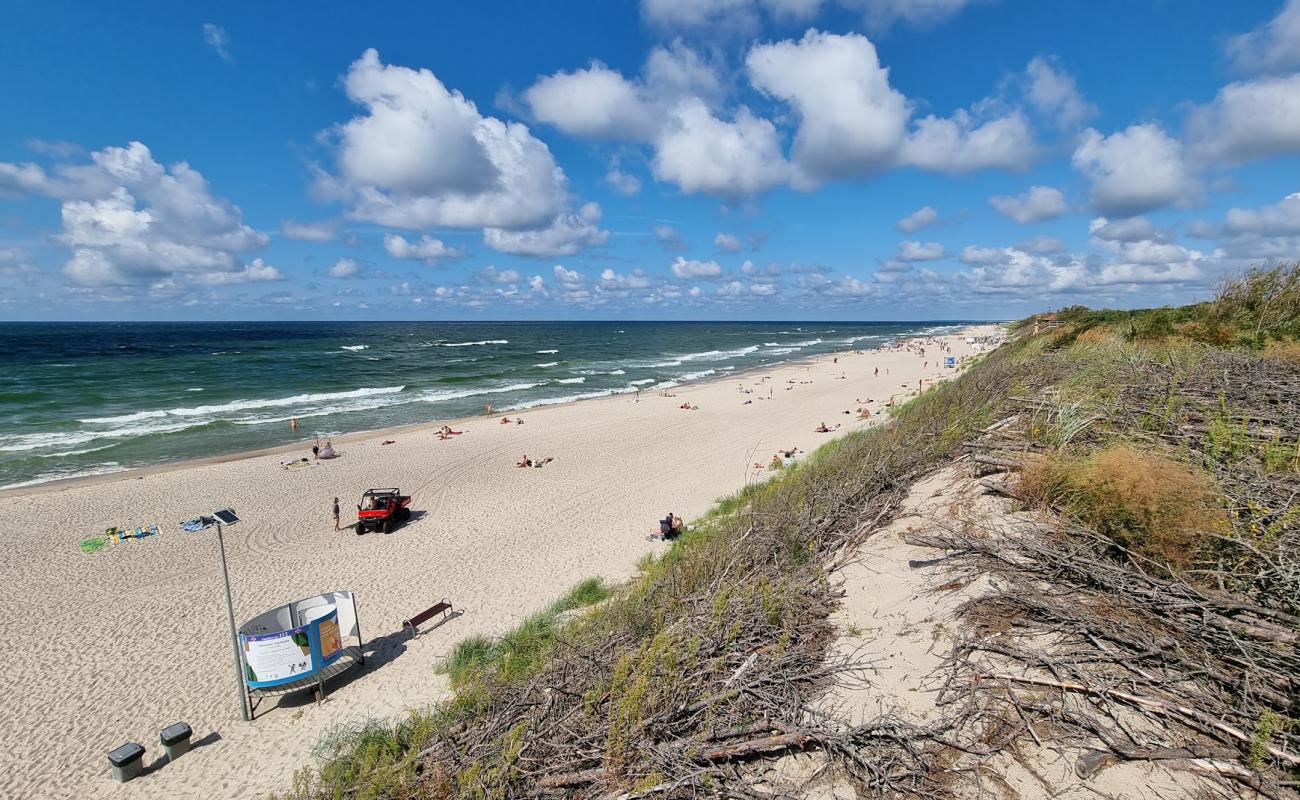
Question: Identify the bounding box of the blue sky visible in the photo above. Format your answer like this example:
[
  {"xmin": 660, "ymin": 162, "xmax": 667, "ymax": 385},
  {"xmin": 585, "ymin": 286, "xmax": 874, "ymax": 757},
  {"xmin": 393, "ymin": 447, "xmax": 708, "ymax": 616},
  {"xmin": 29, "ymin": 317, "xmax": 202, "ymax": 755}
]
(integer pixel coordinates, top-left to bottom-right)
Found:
[{"xmin": 1, "ymin": 0, "xmax": 1298, "ymax": 320}]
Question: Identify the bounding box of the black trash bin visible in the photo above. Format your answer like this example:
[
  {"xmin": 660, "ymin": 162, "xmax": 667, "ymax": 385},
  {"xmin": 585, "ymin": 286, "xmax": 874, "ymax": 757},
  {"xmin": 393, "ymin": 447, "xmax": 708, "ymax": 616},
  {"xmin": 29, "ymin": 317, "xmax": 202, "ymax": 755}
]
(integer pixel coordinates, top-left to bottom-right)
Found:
[
  {"xmin": 107, "ymin": 742, "xmax": 145, "ymax": 783},
  {"xmin": 160, "ymin": 722, "xmax": 193, "ymax": 762}
]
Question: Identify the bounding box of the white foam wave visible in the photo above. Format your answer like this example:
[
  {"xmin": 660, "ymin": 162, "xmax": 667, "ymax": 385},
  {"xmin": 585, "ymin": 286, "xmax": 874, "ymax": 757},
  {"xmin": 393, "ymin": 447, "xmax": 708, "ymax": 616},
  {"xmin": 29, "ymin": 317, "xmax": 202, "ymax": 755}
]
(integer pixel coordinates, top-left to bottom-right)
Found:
[
  {"xmin": 341, "ymin": 345, "xmax": 369, "ymax": 351},
  {"xmin": 629, "ymin": 378, "xmax": 656, "ymax": 386},
  {"xmin": 0, "ymin": 417, "xmax": 213, "ymax": 453},
  {"xmin": 534, "ymin": 361, "xmax": 559, "ymax": 368},
  {"xmin": 536, "ymin": 349, "xmax": 559, "ymax": 354},
  {"xmin": 186, "ymin": 387, "xmax": 204, "ymax": 392},
  {"xmin": 677, "ymin": 369, "xmax": 717, "ymax": 382},
  {"xmin": 438, "ymin": 339, "xmax": 508, "ymax": 347},
  {"xmin": 785, "ymin": 338, "xmax": 823, "ymax": 348},
  {"xmin": 634, "ymin": 344, "xmax": 761, "ymax": 370},
  {"xmin": 232, "ymin": 382, "xmax": 544, "ymax": 426},
  {"xmin": 678, "ymin": 345, "xmax": 759, "ymax": 362},
  {"xmin": 38, "ymin": 444, "xmax": 117, "ymax": 458},
  {"xmin": 557, "ymin": 377, "xmax": 585, "ymax": 384},
  {"xmin": 80, "ymin": 386, "xmax": 406, "ymax": 425},
  {"xmin": 1, "ymin": 464, "xmax": 126, "ymax": 491},
  {"xmin": 505, "ymin": 386, "xmax": 634, "ymax": 411}
]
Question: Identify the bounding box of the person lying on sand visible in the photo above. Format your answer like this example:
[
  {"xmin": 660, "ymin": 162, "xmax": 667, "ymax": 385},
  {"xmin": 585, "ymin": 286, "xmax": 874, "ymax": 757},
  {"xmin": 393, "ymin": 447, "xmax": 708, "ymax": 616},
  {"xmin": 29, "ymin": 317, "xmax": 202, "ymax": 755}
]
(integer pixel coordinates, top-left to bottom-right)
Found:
[
  {"xmin": 815, "ymin": 422, "xmax": 833, "ymax": 433},
  {"xmin": 500, "ymin": 416, "xmax": 512, "ymax": 424},
  {"xmin": 381, "ymin": 439, "xmax": 396, "ymax": 445},
  {"xmin": 516, "ymin": 454, "xmax": 532, "ymax": 468},
  {"xmin": 533, "ymin": 456, "xmax": 554, "ymax": 468}
]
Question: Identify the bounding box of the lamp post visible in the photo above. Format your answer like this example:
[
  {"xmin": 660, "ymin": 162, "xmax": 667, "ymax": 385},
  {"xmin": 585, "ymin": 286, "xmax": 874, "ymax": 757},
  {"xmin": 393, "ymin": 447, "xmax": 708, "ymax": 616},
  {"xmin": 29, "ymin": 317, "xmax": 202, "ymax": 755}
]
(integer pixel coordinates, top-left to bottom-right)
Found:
[{"xmin": 210, "ymin": 509, "xmax": 249, "ymax": 721}]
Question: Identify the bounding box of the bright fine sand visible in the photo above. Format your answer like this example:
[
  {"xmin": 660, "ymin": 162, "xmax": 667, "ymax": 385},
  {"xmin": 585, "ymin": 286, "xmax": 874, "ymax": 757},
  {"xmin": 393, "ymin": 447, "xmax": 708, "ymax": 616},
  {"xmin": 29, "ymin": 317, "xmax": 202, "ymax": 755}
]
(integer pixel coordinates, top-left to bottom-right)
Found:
[{"xmin": 0, "ymin": 325, "xmax": 998, "ymax": 800}]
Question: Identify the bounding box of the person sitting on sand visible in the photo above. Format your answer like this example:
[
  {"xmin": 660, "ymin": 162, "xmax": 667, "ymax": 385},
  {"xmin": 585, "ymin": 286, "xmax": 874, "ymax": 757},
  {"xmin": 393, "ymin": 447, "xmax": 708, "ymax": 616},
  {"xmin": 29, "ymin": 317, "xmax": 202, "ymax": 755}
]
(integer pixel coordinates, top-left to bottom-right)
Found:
[
  {"xmin": 650, "ymin": 512, "xmax": 685, "ymax": 540},
  {"xmin": 815, "ymin": 422, "xmax": 832, "ymax": 433},
  {"xmin": 515, "ymin": 417, "xmax": 524, "ymax": 425},
  {"xmin": 516, "ymin": 454, "xmax": 532, "ymax": 468}
]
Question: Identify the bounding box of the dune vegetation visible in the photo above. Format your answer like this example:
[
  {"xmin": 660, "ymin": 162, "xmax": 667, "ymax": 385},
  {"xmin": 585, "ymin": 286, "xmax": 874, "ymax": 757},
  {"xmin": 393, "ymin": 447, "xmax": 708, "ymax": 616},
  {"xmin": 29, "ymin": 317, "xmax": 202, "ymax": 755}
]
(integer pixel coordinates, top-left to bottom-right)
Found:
[{"xmin": 279, "ymin": 263, "xmax": 1299, "ymax": 800}]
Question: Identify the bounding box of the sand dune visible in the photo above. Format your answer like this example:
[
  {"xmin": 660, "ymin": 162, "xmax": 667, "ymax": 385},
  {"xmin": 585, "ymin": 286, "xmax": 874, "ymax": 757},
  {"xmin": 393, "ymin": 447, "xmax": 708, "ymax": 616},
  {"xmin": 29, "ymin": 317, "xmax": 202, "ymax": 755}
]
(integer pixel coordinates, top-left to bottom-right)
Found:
[{"xmin": 0, "ymin": 326, "xmax": 997, "ymax": 800}]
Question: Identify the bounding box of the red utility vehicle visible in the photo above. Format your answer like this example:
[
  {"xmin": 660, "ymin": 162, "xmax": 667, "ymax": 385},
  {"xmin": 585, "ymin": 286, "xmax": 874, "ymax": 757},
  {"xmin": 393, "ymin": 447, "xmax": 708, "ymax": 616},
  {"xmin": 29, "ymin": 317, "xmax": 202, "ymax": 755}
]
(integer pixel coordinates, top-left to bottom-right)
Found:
[{"xmin": 356, "ymin": 488, "xmax": 412, "ymax": 534}]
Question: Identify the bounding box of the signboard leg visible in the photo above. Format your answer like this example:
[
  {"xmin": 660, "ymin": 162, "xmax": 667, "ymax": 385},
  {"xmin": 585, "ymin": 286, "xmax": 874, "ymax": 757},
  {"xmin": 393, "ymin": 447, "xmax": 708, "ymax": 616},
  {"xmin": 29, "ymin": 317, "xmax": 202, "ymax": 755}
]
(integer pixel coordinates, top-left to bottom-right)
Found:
[{"xmin": 352, "ymin": 593, "xmax": 365, "ymax": 666}]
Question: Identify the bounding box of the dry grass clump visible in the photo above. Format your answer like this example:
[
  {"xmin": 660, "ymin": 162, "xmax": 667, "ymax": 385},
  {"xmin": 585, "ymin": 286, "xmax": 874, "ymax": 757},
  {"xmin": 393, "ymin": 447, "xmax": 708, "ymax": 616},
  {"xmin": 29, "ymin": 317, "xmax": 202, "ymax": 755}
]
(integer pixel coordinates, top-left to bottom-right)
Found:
[
  {"xmin": 1262, "ymin": 339, "xmax": 1300, "ymax": 366},
  {"xmin": 1019, "ymin": 445, "xmax": 1228, "ymax": 569},
  {"xmin": 1073, "ymin": 325, "xmax": 1121, "ymax": 346}
]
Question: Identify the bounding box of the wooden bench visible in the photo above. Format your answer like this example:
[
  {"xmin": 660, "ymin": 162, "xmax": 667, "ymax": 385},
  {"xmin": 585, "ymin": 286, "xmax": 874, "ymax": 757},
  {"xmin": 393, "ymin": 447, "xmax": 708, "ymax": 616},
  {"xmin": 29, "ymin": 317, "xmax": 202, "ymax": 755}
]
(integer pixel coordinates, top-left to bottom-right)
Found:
[{"xmin": 403, "ymin": 599, "xmax": 454, "ymax": 637}]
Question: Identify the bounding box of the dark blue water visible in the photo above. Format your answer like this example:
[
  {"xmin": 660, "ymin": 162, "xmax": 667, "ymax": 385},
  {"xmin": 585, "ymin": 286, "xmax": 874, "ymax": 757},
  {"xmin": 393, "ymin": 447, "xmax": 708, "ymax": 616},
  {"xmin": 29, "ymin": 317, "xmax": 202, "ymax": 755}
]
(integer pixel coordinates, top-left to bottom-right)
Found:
[{"xmin": 0, "ymin": 321, "xmax": 965, "ymax": 488}]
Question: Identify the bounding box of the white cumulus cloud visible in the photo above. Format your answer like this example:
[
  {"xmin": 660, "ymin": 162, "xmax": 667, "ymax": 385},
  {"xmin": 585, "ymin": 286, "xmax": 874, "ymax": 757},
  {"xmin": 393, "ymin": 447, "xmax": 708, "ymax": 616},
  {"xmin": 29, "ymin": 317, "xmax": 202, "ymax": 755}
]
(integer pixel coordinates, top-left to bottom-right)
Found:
[
  {"xmin": 671, "ymin": 256, "xmax": 725, "ymax": 279},
  {"xmin": 1186, "ymin": 73, "xmax": 1300, "ymax": 165},
  {"xmin": 989, "ymin": 185, "xmax": 1066, "ymax": 224},
  {"xmin": 328, "ymin": 257, "xmax": 359, "ymax": 278},
  {"xmin": 651, "ymin": 99, "xmax": 789, "ymax": 196},
  {"xmin": 896, "ymin": 240, "xmax": 947, "ymax": 261},
  {"xmin": 0, "ymin": 141, "xmax": 270, "ymax": 286},
  {"xmin": 896, "ymin": 205, "xmax": 938, "ymax": 232},
  {"xmin": 1072, "ymin": 124, "xmax": 1196, "ymax": 216},
  {"xmin": 1024, "ymin": 56, "xmax": 1096, "ymax": 129},
  {"xmin": 322, "ymin": 49, "xmax": 569, "ymax": 231},
  {"xmin": 715, "ymin": 232, "xmax": 742, "ymax": 252},
  {"xmin": 1225, "ymin": 0, "xmax": 1300, "ymax": 74},
  {"xmin": 747, "ymin": 30, "xmax": 908, "ymax": 187},
  {"xmin": 483, "ymin": 202, "xmax": 609, "ymax": 257},
  {"xmin": 384, "ymin": 233, "xmax": 465, "ymax": 264}
]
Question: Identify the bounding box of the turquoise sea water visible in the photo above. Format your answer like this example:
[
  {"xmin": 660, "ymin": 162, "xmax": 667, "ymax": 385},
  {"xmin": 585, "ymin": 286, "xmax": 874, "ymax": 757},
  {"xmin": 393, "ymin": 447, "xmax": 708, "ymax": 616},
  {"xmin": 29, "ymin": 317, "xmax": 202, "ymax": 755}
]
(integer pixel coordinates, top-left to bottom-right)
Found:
[{"xmin": 0, "ymin": 321, "xmax": 967, "ymax": 489}]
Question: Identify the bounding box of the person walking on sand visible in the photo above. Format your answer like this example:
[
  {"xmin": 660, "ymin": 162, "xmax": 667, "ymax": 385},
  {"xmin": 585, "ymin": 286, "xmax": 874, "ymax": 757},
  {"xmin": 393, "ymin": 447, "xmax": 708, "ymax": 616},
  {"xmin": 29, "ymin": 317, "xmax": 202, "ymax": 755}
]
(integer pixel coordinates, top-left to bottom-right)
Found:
[{"xmin": 332, "ymin": 497, "xmax": 341, "ymax": 531}]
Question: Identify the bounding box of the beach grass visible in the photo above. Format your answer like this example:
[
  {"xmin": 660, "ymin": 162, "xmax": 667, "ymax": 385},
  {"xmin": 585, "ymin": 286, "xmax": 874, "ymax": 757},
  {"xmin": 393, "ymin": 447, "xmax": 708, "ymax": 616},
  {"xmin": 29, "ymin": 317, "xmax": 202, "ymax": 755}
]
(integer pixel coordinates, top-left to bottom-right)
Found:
[{"xmin": 277, "ymin": 263, "xmax": 1300, "ymax": 799}]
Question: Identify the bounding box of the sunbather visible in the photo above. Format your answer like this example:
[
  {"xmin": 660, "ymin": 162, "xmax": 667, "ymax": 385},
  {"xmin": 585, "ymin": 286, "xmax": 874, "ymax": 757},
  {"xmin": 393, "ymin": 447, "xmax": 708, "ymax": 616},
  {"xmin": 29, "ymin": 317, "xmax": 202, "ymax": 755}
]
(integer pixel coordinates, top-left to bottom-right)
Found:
[{"xmin": 516, "ymin": 454, "xmax": 532, "ymax": 468}]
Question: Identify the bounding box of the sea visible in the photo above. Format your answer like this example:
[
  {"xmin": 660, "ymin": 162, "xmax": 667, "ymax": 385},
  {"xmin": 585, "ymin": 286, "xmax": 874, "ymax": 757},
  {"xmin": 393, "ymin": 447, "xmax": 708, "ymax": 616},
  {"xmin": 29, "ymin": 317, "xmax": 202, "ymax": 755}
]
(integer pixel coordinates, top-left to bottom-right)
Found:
[{"xmin": 0, "ymin": 321, "xmax": 969, "ymax": 490}]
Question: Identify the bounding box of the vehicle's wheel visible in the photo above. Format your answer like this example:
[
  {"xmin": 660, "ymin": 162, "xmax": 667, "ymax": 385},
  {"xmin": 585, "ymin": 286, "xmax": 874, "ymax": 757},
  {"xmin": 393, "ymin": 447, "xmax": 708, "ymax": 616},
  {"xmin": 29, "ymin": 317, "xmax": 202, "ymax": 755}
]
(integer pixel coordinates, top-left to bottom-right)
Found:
[
  {"xmin": 399, "ymin": 506, "xmax": 411, "ymax": 522},
  {"xmin": 356, "ymin": 524, "xmax": 365, "ymax": 535},
  {"xmin": 383, "ymin": 518, "xmax": 393, "ymax": 534}
]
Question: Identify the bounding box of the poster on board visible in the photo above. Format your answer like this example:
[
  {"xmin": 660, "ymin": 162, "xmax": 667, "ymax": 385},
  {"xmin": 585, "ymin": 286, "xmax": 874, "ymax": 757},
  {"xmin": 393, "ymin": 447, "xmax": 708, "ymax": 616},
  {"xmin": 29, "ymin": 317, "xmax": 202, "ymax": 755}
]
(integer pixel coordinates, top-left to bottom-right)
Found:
[{"xmin": 243, "ymin": 625, "xmax": 314, "ymax": 687}]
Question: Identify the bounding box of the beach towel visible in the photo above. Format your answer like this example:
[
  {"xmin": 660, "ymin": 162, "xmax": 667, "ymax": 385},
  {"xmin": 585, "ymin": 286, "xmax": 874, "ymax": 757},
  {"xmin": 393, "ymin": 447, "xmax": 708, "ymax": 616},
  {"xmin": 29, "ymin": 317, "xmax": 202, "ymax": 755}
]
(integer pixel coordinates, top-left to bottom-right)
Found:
[{"xmin": 180, "ymin": 516, "xmax": 215, "ymax": 532}]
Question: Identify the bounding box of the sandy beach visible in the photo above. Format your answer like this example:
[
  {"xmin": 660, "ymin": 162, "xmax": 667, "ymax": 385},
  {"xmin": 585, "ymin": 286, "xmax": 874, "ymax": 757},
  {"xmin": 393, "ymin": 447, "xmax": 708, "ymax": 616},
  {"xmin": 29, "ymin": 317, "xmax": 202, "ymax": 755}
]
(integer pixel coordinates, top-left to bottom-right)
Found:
[{"xmin": 0, "ymin": 325, "xmax": 999, "ymax": 800}]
